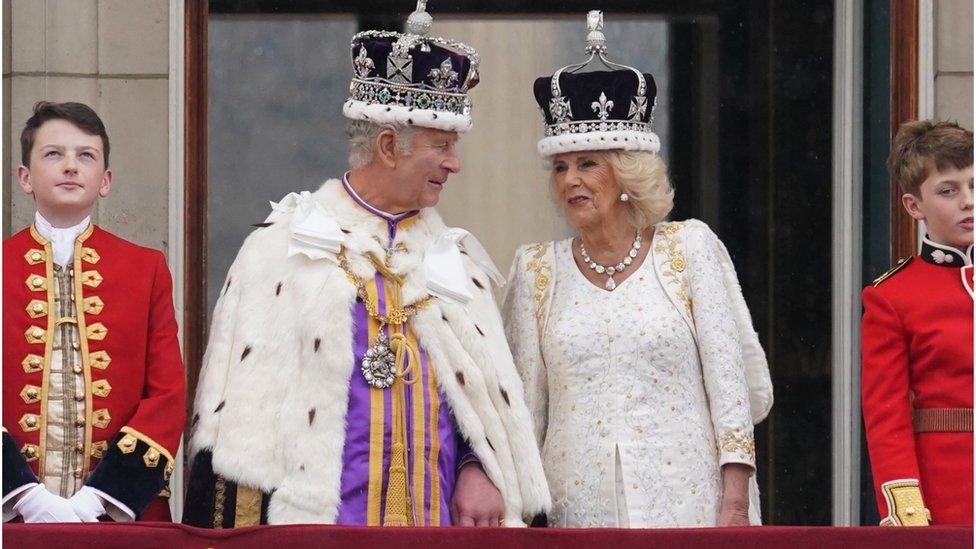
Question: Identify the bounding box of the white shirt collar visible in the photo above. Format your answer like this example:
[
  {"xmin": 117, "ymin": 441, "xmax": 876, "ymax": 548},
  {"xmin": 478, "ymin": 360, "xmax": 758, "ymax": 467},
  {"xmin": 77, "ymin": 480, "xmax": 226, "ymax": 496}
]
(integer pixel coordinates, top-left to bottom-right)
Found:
[{"xmin": 34, "ymin": 212, "xmax": 91, "ymax": 267}]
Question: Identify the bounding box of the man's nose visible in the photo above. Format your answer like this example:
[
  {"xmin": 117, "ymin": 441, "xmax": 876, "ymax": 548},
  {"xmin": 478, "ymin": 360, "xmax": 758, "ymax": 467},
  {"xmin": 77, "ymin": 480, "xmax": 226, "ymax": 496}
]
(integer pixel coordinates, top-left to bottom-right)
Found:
[{"xmin": 444, "ymin": 148, "xmax": 461, "ymax": 173}]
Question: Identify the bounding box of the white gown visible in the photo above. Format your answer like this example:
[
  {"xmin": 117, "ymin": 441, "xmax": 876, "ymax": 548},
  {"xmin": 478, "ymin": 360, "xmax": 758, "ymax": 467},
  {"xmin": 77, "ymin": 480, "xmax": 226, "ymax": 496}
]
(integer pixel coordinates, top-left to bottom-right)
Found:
[{"xmin": 503, "ymin": 221, "xmax": 757, "ymax": 528}]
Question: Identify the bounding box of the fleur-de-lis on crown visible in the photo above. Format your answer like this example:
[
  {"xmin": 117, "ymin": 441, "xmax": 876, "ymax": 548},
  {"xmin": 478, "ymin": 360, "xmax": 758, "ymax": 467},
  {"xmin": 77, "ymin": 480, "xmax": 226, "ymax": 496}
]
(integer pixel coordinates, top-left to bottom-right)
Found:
[
  {"xmin": 592, "ymin": 91, "xmax": 614, "ymax": 120},
  {"xmin": 428, "ymin": 57, "xmax": 459, "ymax": 90},
  {"xmin": 354, "ymin": 46, "xmax": 374, "ymax": 78}
]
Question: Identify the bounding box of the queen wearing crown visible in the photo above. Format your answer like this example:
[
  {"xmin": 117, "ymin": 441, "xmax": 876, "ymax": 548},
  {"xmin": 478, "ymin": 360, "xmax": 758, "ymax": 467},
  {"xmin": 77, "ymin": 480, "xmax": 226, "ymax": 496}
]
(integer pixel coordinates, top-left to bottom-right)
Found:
[
  {"xmin": 183, "ymin": 2, "xmax": 549, "ymax": 528},
  {"xmin": 503, "ymin": 12, "xmax": 772, "ymax": 528}
]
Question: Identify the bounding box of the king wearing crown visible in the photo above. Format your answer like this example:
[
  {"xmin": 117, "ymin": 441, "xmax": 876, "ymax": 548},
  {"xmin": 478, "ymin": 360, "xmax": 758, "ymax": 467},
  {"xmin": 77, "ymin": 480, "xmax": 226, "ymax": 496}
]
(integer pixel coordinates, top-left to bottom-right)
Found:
[{"xmin": 182, "ymin": 2, "xmax": 550, "ymax": 528}]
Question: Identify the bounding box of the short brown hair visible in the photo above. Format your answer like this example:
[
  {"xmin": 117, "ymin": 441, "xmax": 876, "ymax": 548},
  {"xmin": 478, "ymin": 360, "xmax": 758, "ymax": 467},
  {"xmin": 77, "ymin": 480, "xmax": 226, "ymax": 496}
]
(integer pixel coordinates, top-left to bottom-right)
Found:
[
  {"xmin": 20, "ymin": 101, "xmax": 110, "ymax": 168},
  {"xmin": 888, "ymin": 120, "xmax": 973, "ymax": 195}
]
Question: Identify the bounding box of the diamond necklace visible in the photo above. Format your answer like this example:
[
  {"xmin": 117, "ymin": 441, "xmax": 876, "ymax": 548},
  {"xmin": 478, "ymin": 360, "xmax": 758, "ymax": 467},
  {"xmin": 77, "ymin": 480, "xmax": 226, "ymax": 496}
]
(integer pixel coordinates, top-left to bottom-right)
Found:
[{"xmin": 579, "ymin": 231, "xmax": 642, "ymax": 291}]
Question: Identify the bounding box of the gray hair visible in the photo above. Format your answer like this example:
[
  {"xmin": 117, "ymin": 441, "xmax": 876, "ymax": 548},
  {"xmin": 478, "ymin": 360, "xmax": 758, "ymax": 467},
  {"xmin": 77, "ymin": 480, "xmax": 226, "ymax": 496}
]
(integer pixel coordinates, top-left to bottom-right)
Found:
[{"xmin": 346, "ymin": 119, "xmax": 419, "ymax": 169}]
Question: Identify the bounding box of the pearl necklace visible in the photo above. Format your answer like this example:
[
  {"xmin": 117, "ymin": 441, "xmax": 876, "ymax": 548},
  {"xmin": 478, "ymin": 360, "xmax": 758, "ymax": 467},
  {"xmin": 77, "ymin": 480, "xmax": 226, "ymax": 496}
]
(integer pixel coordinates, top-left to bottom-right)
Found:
[{"xmin": 579, "ymin": 232, "xmax": 642, "ymax": 290}]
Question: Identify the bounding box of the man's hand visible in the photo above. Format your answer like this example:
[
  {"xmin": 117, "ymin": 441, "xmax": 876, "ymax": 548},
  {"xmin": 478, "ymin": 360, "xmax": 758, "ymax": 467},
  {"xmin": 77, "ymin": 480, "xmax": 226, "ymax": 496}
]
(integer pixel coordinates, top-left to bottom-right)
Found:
[
  {"xmin": 717, "ymin": 463, "xmax": 751, "ymax": 527},
  {"xmin": 450, "ymin": 462, "xmax": 504, "ymax": 527},
  {"xmin": 12, "ymin": 484, "xmax": 82, "ymax": 523}
]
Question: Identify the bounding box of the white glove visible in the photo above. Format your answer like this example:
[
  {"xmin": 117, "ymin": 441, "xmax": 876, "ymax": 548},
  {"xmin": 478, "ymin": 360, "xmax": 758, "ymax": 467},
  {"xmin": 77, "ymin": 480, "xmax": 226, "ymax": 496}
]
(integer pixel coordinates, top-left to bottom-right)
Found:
[
  {"xmin": 12, "ymin": 484, "xmax": 81, "ymax": 523},
  {"xmin": 68, "ymin": 486, "xmax": 106, "ymax": 522}
]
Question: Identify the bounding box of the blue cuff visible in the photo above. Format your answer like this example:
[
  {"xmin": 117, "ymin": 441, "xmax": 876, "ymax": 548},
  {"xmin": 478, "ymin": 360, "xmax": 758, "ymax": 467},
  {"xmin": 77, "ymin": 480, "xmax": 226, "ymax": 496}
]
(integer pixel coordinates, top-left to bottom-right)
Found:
[{"xmin": 2, "ymin": 430, "xmax": 38, "ymax": 497}]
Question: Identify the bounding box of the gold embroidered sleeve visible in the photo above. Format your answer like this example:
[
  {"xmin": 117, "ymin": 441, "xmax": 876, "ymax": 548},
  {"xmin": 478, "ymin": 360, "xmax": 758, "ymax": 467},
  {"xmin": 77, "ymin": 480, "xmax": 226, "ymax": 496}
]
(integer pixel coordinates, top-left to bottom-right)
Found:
[
  {"xmin": 717, "ymin": 428, "xmax": 756, "ymax": 465},
  {"xmin": 879, "ymin": 479, "xmax": 931, "ymax": 526}
]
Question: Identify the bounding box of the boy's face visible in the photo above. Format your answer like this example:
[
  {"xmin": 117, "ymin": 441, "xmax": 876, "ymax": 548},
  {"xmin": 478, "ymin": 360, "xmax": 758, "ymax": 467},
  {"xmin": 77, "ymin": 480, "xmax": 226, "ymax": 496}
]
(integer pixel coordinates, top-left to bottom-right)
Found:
[
  {"xmin": 17, "ymin": 119, "xmax": 112, "ymax": 223},
  {"xmin": 903, "ymin": 164, "xmax": 974, "ymax": 249}
]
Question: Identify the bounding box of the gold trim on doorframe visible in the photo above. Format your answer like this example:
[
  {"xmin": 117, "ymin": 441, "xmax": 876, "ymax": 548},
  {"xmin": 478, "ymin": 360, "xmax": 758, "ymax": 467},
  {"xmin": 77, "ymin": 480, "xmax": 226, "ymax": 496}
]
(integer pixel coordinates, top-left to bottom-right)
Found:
[{"xmin": 72, "ymin": 224, "xmax": 95, "ymax": 479}]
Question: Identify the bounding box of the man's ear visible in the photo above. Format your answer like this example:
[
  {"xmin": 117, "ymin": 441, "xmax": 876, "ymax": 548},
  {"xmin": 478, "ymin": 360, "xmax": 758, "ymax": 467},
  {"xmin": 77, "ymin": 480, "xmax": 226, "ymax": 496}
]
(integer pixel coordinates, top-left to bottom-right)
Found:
[
  {"xmin": 375, "ymin": 129, "xmax": 399, "ymax": 169},
  {"xmin": 98, "ymin": 169, "xmax": 113, "ymax": 198},
  {"xmin": 901, "ymin": 192, "xmax": 926, "ymax": 221},
  {"xmin": 17, "ymin": 165, "xmax": 33, "ymax": 195}
]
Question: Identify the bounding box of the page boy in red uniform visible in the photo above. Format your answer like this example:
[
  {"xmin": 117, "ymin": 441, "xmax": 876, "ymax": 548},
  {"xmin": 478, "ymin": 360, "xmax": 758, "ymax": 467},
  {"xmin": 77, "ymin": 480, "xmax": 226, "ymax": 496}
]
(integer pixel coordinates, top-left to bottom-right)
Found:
[
  {"xmin": 2, "ymin": 102, "xmax": 185, "ymax": 522},
  {"xmin": 862, "ymin": 120, "xmax": 973, "ymax": 526}
]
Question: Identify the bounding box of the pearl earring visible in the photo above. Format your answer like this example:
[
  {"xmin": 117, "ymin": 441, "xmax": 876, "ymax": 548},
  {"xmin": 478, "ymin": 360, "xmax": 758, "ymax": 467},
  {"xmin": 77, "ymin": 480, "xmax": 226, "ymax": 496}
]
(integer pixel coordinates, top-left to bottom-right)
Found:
[{"xmin": 620, "ymin": 193, "xmax": 630, "ymax": 202}]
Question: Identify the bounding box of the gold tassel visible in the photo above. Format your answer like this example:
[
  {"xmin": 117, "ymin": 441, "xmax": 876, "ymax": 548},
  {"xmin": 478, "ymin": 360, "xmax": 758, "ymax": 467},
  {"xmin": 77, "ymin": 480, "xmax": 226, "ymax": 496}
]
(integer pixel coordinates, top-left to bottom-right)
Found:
[{"xmin": 374, "ymin": 253, "xmax": 420, "ymax": 527}]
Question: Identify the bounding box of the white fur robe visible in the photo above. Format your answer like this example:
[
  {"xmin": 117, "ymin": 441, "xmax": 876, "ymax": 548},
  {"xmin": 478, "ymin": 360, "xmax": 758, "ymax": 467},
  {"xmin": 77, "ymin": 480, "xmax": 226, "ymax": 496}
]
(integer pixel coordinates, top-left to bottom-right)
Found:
[{"xmin": 189, "ymin": 179, "xmax": 550, "ymax": 525}]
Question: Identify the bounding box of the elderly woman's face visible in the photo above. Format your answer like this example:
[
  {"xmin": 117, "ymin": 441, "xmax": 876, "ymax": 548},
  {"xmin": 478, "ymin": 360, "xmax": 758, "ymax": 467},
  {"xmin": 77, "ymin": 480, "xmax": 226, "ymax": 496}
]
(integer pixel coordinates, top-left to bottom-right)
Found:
[{"xmin": 551, "ymin": 151, "xmax": 623, "ymax": 230}]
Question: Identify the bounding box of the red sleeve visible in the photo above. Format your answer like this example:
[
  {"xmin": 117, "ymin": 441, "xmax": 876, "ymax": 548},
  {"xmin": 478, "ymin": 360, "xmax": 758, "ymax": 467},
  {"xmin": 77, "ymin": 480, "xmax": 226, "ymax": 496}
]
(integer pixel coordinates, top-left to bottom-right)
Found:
[
  {"xmin": 860, "ymin": 285, "xmax": 921, "ymax": 516},
  {"xmin": 86, "ymin": 252, "xmax": 185, "ymax": 515},
  {"xmin": 126, "ymin": 251, "xmax": 186, "ymax": 453}
]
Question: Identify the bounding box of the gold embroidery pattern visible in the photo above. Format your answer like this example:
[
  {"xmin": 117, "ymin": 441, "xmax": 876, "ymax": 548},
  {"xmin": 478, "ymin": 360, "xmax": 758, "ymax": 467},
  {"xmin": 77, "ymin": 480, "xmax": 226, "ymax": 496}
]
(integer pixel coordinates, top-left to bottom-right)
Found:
[
  {"xmin": 20, "ymin": 385, "xmax": 41, "ymax": 404},
  {"xmin": 92, "ymin": 408, "xmax": 111, "ymax": 429},
  {"xmin": 143, "ymin": 448, "xmax": 161, "ymax": 468},
  {"xmin": 881, "ymin": 479, "xmax": 931, "ymax": 526},
  {"xmin": 81, "ymin": 270, "xmax": 103, "ymax": 288},
  {"xmin": 89, "ymin": 350, "xmax": 111, "ymax": 370},
  {"xmin": 82, "ymin": 296, "xmax": 104, "ymax": 315},
  {"xmin": 718, "ymin": 429, "xmax": 756, "ymax": 460},
  {"xmin": 26, "ymin": 274, "xmax": 47, "ymax": 292},
  {"xmin": 525, "ymin": 243, "xmax": 553, "ymax": 334},
  {"xmin": 86, "ymin": 323, "xmax": 108, "ymax": 340},
  {"xmin": 21, "ymin": 443, "xmax": 39, "ymax": 462},
  {"xmin": 118, "ymin": 434, "xmax": 137, "ymax": 454},
  {"xmin": 655, "ymin": 223, "xmax": 692, "ymax": 314},
  {"xmin": 26, "ymin": 299, "xmax": 48, "ymax": 318},
  {"xmin": 22, "ymin": 355, "xmax": 43, "ymax": 374},
  {"xmin": 18, "ymin": 414, "xmax": 40, "ymax": 432},
  {"xmin": 80, "ymin": 247, "xmax": 100, "ymax": 264},
  {"xmin": 90, "ymin": 441, "xmax": 108, "ymax": 459},
  {"xmin": 213, "ymin": 476, "xmax": 227, "ymax": 528},
  {"xmin": 25, "ymin": 249, "xmax": 45, "ymax": 265},
  {"xmin": 91, "ymin": 379, "xmax": 112, "ymax": 398}
]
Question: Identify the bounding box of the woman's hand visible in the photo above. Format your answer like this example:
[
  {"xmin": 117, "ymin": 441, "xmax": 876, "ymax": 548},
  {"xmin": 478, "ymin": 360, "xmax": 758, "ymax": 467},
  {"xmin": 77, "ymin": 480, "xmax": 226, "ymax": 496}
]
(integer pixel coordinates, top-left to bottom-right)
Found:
[{"xmin": 717, "ymin": 463, "xmax": 752, "ymax": 527}]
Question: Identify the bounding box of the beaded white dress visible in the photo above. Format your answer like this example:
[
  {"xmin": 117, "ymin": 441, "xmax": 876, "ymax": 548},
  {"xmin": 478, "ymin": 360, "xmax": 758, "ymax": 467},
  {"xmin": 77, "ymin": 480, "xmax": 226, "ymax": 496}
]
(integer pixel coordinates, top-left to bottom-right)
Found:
[{"xmin": 503, "ymin": 221, "xmax": 757, "ymax": 528}]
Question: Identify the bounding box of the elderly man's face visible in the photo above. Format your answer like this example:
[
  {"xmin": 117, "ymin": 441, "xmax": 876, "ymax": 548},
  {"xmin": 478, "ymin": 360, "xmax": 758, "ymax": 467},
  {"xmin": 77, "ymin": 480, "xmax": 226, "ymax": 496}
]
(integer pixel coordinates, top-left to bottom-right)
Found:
[{"xmin": 392, "ymin": 128, "xmax": 461, "ymax": 211}]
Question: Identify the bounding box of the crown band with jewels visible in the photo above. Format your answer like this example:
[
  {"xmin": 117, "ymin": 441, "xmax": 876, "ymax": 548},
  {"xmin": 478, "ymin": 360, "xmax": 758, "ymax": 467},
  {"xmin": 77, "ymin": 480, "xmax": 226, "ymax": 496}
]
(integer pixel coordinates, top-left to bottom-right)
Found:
[
  {"xmin": 343, "ymin": 2, "xmax": 480, "ymax": 133},
  {"xmin": 533, "ymin": 11, "xmax": 660, "ymax": 157}
]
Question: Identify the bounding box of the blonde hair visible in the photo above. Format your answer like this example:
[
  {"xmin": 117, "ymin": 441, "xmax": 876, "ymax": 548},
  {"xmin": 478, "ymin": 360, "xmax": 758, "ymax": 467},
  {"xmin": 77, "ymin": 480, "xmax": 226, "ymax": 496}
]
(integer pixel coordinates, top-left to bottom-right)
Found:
[{"xmin": 606, "ymin": 150, "xmax": 674, "ymax": 230}]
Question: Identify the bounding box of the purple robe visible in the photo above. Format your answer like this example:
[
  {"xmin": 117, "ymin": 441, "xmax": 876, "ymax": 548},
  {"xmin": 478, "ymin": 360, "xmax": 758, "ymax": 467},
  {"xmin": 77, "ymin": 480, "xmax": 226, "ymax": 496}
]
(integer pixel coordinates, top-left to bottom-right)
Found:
[{"xmin": 335, "ymin": 176, "xmax": 474, "ymax": 526}]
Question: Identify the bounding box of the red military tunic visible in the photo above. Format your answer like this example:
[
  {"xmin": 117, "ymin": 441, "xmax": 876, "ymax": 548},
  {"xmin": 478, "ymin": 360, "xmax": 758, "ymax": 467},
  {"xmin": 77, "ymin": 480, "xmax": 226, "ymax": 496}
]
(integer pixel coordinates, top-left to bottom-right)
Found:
[
  {"xmin": 861, "ymin": 238, "xmax": 974, "ymax": 526},
  {"xmin": 3, "ymin": 224, "xmax": 185, "ymax": 520}
]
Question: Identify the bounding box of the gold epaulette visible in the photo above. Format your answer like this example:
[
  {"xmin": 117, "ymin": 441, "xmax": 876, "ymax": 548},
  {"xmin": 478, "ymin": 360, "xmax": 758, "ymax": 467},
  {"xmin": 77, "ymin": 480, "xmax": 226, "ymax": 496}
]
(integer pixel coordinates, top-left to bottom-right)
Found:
[{"xmin": 873, "ymin": 257, "xmax": 913, "ymax": 287}]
